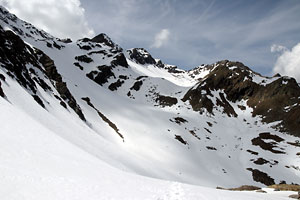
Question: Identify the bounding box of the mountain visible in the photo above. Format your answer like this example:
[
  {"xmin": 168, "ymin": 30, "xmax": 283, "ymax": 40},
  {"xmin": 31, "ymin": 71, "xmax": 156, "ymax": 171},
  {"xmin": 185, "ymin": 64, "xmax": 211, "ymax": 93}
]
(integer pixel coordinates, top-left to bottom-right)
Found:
[{"xmin": 0, "ymin": 5, "xmax": 300, "ymax": 199}]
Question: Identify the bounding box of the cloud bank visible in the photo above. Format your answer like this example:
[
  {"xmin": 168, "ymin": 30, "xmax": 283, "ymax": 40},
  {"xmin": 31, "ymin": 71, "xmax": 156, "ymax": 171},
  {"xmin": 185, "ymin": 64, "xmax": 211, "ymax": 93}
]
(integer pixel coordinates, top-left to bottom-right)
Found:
[
  {"xmin": 272, "ymin": 43, "xmax": 300, "ymax": 82},
  {"xmin": 270, "ymin": 44, "xmax": 288, "ymax": 54},
  {"xmin": 81, "ymin": 0, "xmax": 300, "ymax": 72},
  {"xmin": 0, "ymin": 0, "xmax": 94, "ymax": 39},
  {"xmin": 151, "ymin": 29, "xmax": 170, "ymax": 48}
]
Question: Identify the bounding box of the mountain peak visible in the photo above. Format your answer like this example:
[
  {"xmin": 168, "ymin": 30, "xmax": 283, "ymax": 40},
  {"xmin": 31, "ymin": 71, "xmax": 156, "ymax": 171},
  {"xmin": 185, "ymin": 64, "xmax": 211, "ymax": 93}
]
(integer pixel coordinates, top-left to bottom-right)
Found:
[
  {"xmin": 91, "ymin": 33, "xmax": 122, "ymax": 51},
  {"xmin": 127, "ymin": 48, "xmax": 156, "ymax": 65}
]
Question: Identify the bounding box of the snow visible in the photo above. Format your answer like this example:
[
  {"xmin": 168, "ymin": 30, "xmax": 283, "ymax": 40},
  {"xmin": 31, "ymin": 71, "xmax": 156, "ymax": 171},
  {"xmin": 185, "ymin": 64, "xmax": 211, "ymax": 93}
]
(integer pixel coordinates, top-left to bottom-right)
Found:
[
  {"xmin": 2, "ymin": 94, "xmax": 295, "ymax": 200},
  {"xmin": 0, "ymin": 5, "xmax": 300, "ymax": 199},
  {"xmin": 127, "ymin": 59, "xmax": 197, "ymax": 87}
]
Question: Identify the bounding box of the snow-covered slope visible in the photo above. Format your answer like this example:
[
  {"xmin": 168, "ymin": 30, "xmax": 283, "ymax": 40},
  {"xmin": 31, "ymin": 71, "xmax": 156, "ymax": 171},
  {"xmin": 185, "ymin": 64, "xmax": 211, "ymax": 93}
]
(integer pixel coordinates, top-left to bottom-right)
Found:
[{"xmin": 0, "ymin": 5, "xmax": 300, "ymax": 199}]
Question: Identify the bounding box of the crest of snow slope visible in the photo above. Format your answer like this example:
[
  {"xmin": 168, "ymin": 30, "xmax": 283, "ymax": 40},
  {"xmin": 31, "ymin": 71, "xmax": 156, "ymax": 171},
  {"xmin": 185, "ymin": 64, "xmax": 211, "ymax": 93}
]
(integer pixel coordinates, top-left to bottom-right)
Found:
[{"xmin": 1, "ymin": 5, "xmax": 300, "ymax": 198}]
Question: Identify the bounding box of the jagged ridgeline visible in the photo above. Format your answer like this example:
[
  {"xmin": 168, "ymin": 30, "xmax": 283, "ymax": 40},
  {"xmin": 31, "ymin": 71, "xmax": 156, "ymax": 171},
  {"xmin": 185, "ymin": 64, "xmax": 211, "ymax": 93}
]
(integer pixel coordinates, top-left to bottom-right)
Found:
[{"xmin": 1, "ymin": 5, "xmax": 300, "ymax": 189}]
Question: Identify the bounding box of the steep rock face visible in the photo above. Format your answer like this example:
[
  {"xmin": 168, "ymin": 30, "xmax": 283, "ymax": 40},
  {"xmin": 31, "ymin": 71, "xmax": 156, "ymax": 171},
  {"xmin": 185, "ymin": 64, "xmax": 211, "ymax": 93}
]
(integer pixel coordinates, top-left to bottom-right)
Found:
[
  {"xmin": 36, "ymin": 50, "xmax": 86, "ymax": 121},
  {"xmin": 91, "ymin": 33, "xmax": 122, "ymax": 52},
  {"xmin": 0, "ymin": 25, "xmax": 50, "ymax": 106},
  {"xmin": 0, "ymin": 24, "xmax": 86, "ymax": 120},
  {"xmin": 127, "ymin": 48, "xmax": 185, "ymax": 74},
  {"xmin": 0, "ymin": 26, "xmax": 40, "ymax": 93},
  {"xmin": 183, "ymin": 60, "xmax": 300, "ymax": 136},
  {"xmin": 127, "ymin": 48, "xmax": 156, "ymax": 65}
]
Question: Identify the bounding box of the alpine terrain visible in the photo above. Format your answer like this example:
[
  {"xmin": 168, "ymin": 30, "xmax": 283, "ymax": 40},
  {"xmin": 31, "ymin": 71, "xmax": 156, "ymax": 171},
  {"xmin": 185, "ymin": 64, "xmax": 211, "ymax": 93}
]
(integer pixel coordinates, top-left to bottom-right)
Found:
[{"xmin": 0, "ymin": 6, "xmax": 300, "ymax": 199}]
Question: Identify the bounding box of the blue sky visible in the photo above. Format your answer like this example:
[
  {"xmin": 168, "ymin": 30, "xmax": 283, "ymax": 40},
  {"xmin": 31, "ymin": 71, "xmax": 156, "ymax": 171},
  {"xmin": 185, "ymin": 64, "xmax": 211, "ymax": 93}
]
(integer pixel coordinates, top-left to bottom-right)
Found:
[
  {"xmin": 1, "ymin": 0, "xmax": 300, "ymax": 77},
  {"xmin": 79, "ymin": 0, "xmax": 300, "ymax": 75}
]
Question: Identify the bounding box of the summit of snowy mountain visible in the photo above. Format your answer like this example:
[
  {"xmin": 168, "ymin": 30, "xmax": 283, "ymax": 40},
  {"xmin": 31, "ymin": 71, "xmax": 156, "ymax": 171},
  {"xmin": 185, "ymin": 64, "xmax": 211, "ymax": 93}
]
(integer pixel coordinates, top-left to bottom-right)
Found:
[{"xmin": 0, "ymin": 5, "xmax": 300, "ymax": 199}]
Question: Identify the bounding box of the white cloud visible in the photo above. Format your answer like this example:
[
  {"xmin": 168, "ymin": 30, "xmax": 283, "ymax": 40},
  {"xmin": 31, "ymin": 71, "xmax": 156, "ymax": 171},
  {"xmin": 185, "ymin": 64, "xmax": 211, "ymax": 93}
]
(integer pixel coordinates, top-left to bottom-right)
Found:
[
  {"xmin": 272, "ymin": 43, "xmax": 300, "ymax": 82},
  {"xmin": 0, "ymin": 0, "xmax": 94, "ymax": 39},
  {"xmin": 270, "ymin": 44, "xmax": 288, "ymax": 53},
  {"xmin": 151, "ymin": 29, "xmax": 170, "ymax": 48}
]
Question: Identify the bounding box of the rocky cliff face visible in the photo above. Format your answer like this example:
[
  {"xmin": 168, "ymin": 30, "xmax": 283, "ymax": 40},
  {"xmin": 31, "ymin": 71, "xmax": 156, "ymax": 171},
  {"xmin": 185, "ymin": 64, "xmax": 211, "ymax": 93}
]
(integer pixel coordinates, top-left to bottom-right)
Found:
[{"xmin": 183, "ymin": 60, "xmax": 300, "ymax": 136}]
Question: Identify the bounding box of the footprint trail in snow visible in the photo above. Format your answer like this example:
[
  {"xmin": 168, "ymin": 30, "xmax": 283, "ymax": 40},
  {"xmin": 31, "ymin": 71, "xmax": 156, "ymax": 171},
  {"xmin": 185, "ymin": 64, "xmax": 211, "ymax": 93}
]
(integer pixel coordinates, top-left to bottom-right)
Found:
[{"xmin": 159, "ymin": 182, "xmax": 185, "ymax": 200}]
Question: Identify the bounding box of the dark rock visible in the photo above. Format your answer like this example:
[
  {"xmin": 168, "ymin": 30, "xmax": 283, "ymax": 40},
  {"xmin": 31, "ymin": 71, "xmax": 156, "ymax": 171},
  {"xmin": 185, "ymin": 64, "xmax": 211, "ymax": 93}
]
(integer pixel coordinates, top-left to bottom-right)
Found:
[
  {"xmin": 46, "ymin": 42, "xmax": 52, "ymax": 48},
  {"xmin": 127, "ymin": 48, "xmax": 156, "ymax": 65},
  {"xmin": 33, "ymin": 77, "xmax": 52, "ymax": 91},
  {"xmin": 111, "ymin": 53, "xmax": 128, "ymax": 68},
  {"xmin": 75, "ymin": 55, "xmax": 93, "ymax": 63},
  {"xmin": 206, "ymin": 146, "xmax": 217, "ymax": 150},
  {"xmin": 0, "ymin": 81, "xmax": 4, "ymax": 97},
  {"xmin": 37, "ymin": 49, "xmax": 86, "ymax": 121},
  {"xmin": 253, "ymin": 158, "xmax": 269, "ymax": 165},
  {"xmin": 136, "ymin": 76, "xmax": 148, "ymax": 80},
  {"xmin": 175, "ymin": 135, "xmax": 187, "ymax": 145},
  {"xmin": 82, "ymin": 97, "xmax": 124, "ymax": 140},
  {"xmin": 130, "ymin": 80, "xmax": 143, "ymax": 91},
  {"xmin": 32, "ymin": 95, "xmax": 45, "ymax": 108},
  {"xmin": 189, "ymin": 130, "xmax": 201, "ymax": 140},
  {"xmin": 273, "ymin": 73, "xmax": 281, "ymax": 77},
  {"xmin": 166, "ymin": 65, "xmax": 183, "ymax": 74},
  {"xmin": 156, "ymin": 95, "xmax": 178, "ymax": 106},
  {"xmin": 119, "ymin": 75, "xmax": 128, "ymax": 80},
  {"xmin": 251, "ymin": 132, "xmax": 285, "ymax": 154},
  {"xmin": 108, "ymin": 79, "xmax": 124, "ymax": 91},
  {"xmin": 172, "ymin": 117, "xmax": 188, "ymax": 124},
  {"xmin": 287, "ymin": 141, "xmax": 300, "ymax": 147},
  {"xmin": 73, "ymin": 62, "xmax": 83, "ymax": 70},
  {"xmin": 88, "ymin": 50, "xmax": 107, "ymax": 56},
  {"xmin": 207, "ymin": 122, "xmax": 213, "ymax": 127},
  {"xmin": 247, "ymin": 150, "xmax": 259, "ymax": 155},
  {"xmin": 78, "ymin": 45, "xmax": 92, "ymax": 51},
  {"xmin": 60, "ymin": 38, "xmax": 72, "ymax": 43},
  {"xmin": 91, "ymin": 33, "xmax": 122, "ymax": 52},
  {"xmin": 247, "ymin": 168, "xmax": 275, "ymax": 186},
  {"xmin": 60, "ymin": 101, "xmax": 67, "ymax": 108},
  {"xmin": 86, "ymin": 65, "xmax": 115, "ymax": 86},
  {"xmin": 53, "ymin": 41, "xmax": 62, "ymax": 50},
  {"xmin": 0, "ymin": 28, "xmax": 39, "ymax": 93},
  {"xmin": 155, "ymin": 59, "xmax": 164, "ymax": 68},
  {"xmin": 216, "ymin": 92, "xmax": 237, "ymax": 117},
  {"xmin": 182, "ymin": 86, "xmax": 214, "ymax": 114},
  {"xmin": 204, "ymin": 128, "xmax": 212, "ymax": 133},
  {"xmin": 0, "ymin": 73, "xmax": 5, "ymax": 81},
  {"xmin": 79, "ymin": 38, "xmax": 91, "ymax": 43}
]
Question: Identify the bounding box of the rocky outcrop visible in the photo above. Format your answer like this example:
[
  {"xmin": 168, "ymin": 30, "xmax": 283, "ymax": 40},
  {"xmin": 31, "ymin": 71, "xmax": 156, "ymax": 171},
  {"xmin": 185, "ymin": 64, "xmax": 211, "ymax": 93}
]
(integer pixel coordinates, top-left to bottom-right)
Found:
[
  {"xmin": 183, "ymin": 60, "xmax": 300, "ymax": 136},
  {"xmin": 37, "ymin": 49, "xmax": 86, "ymax": 121},
  {"xmin": 247, "ymin": 168, "xmax": 275, "ymax": 186},
  {"xmin": 0, "ymin": 27, "xmax": 39, "ymax": 93},
  {"xmin": 108, "ymin": 79, "xmax": 124, "ymax": 91},
  {"xmin": 0, "ymin": 75, "xmax": 4, "ymax": 97},
  {"xmin": 156, "ymin": 95, "xmax": 178, "ymax": 107},
  {"xmin": 127, "ymin": 48, "xmax": 156, "ymax": 65},
  {"xmin": 86, "ymin": 65, "xmax": 115, "ymax": 86},
  {"xmin": 111, "ymin": 53, "xmax": 128, "ymax": 68},
  {"xmin": 91, "ymin": 33, "xmax": 122, "ymax": 52},
  {"xmin": 82, "ymin": 97, "xmax": 124, "ymax": 141},
  {"xmin": 0, "ymin": 26, "xmax": 52, "ymax": 107},
  {"xmin": 130, "ymin": 80, "xmax": 143, "ymax": 91}
]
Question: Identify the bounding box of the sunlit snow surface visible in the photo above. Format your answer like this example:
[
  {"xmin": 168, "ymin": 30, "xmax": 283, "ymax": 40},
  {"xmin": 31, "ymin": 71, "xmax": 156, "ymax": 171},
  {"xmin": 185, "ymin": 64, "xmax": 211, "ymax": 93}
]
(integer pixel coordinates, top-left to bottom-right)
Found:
[{"xmin": 0, "ymin": 98, "xmax": 296, "ymax": 199}]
